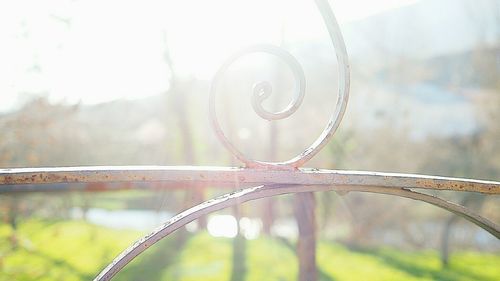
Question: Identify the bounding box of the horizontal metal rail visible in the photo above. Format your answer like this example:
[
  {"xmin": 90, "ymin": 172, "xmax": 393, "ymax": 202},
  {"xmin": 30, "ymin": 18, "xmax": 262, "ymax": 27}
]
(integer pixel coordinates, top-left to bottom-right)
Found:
[{"xmin": 1, "ymin": 166, "xmax": 499, "ymax": 194}]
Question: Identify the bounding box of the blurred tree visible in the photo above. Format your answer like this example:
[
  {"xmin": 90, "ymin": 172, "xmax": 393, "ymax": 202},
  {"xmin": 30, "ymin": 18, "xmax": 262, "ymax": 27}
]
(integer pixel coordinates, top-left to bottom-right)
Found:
[{"xmin": 162, "ymin": 31, "xmax": 207, "ymax": 229}]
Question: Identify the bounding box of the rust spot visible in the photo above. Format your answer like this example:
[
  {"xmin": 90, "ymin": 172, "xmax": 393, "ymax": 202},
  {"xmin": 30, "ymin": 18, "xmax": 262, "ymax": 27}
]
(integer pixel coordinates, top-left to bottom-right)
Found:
[
  {"xmin": 86, "ymin": 183, "xmax": 108, "ymax": 192},
  {"xmin": 4, "ymin": 176, "xmax": 13, "ymax": 184}
]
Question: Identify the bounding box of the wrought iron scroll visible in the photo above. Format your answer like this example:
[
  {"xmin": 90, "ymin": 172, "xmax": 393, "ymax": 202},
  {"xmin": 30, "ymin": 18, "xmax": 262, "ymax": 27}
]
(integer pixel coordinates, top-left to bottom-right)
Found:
[{"xmin": 210, "ymin": 0, "xmax": 349, "ymax": 169}]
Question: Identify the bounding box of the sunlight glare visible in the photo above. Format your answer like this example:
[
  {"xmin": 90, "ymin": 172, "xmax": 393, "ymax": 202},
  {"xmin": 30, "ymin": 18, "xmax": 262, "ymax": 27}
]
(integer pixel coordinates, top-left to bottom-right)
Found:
[
  {"xmin": 207, "ymin": 215, "xmax": 238, "ymax": 238},
  {"xmin": 0, "ymin": 0, "xmax": 420, "ymax": 111},
  {"xmin": 239, "ymin": 217, "xmax": 262, "ymax": 240}
]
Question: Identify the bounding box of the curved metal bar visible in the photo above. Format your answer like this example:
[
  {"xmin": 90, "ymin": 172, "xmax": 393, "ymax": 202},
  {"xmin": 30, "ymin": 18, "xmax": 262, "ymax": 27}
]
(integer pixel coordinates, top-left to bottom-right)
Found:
[
  {"xmin": 209, "ymin": 44, "xmax": 306, "ymax": 168},
  {"xmin": 209, "ymin": 0, "xmax": 350, "ymax": 169},
  {"xmin": 2, "ymin": 166, "xmax": 499, "ymax": 194},
  {"xmin": 93, "ymin": 184, "xmax": 499, "ymax": 281},
  {"xmin": 284, "ymin": 0, "xmax": 350, "ymax": 168},
  {"xmin": 212, "ymin": 45, "xmax": 306, "ymax": 121},
  {"xmin": 251, "ymin": 49, "xmax": 305, "ymax": 121},
  {"xmin": 360, "ymin": 187, "xmax": 499, "ymax": 237}
]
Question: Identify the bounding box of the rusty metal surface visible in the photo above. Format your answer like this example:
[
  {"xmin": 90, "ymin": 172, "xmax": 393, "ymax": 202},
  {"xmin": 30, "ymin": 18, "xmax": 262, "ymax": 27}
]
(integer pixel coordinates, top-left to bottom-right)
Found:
[
  {"xmin": 1, "ymin": 166, "xmax": 499, "ymax": 194},
  {"xmin": 93, "ymin": 184, "xmax": 500, "ymax": 281}
]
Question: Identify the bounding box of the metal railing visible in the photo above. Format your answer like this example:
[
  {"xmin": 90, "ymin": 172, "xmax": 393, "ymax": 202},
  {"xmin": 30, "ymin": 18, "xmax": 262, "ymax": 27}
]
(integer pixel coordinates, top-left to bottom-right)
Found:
[{"xmin": 1, "ymin": 1, "xmax": 499, "ymax": 280}]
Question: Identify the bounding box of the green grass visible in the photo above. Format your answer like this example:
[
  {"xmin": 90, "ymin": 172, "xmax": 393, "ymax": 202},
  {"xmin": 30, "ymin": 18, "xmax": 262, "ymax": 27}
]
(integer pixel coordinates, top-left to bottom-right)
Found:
[
  {"xmin": 317, "ymin": 243, "xmax": 500, "ymax": 281},
  {"xmin": 0, "ymin": 219, "xmax": 142, "ymax": 281},
  {"xmin": 0, "ymin": 219, "xmax": 499, "ymax": 281}
]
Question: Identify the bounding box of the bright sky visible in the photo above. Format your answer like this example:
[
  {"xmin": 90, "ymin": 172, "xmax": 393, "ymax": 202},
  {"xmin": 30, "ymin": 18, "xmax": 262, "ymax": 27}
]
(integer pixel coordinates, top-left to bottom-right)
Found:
[{"xmin": 0, "ymin": 0, "xmax": 418, "ymax": 112}]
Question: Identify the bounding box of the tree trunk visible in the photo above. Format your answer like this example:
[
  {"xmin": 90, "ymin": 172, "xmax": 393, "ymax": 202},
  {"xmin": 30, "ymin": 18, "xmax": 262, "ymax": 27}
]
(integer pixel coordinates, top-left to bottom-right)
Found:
[
  {"xmin": 170, "ymin": 87, "xmax": 207, "ymax": 229},
  {"xmin": 440, "ymin": 194, "xmax": 485, "ymax": 267},
  {"xmin": 8, "ymin": 195, "xmax": 19, "ymax": 249},
  {"xmin": 294, "ymin": 192, "xmax": 317, "ymax": 281},
  {"xmin": 230, "ymin": 205, "xmax": 247, "ymax": 281},
  {"xmin": 262, "ymin": 198, "xmax": 275, "ymax": 235},
  {"xmin": 440, "ymin": 215, "xmax": 458, "ymax": 267}
]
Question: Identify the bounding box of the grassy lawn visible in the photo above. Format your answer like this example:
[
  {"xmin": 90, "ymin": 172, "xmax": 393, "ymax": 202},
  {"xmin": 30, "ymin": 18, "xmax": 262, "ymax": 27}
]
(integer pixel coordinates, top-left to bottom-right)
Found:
[{"xmin": 0, "ymin": 219, "xmax": 498, "ymax": 281}]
